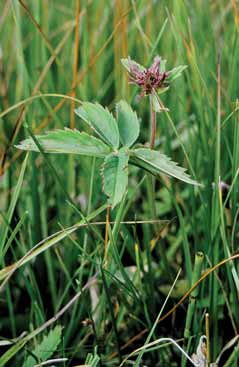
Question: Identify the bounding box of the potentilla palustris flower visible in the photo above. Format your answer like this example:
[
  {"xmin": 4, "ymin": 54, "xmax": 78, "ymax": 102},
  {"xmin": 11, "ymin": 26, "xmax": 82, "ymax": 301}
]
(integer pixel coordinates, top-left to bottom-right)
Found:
[
  {"xmin": 121, "ymin": 55, "xmax": 187, "ymax": 103},
  {"xmin": 127, "ymin": 56, "xmax": 169, "ymax": 97}
]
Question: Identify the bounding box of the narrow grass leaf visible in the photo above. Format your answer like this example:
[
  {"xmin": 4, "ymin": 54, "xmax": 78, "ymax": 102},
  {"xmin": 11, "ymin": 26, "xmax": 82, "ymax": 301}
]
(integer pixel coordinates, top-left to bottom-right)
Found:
[
  {"xmin": 124, "ymin": 270, "xmax": 182, "ymax": 367},
  {"xmin": 84, "ymin": 350, "xmax": 101, "ymax": 367},
  {"xmin": 167, "ymin": 65, "xmax": 187, "ymax": 82},
  {"xmin": 107, "ymin": 225, "xmax": 139, "ymax": 300},
  {"xmin": 0, "ymin": 204, "xmax": 107, "ymax": 283},
  {"xmin": 2, "ymin": 211, "xmax": 28, "ymax": 258},
  {"xmin": 0, "ymin": 153, "xmax": 28, "ymax": 263}
]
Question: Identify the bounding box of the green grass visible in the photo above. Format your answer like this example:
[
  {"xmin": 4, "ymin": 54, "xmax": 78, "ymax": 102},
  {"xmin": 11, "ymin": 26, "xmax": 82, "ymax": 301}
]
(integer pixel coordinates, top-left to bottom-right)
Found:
[{"xmin": 0, "ymin": 0, "xmax": 238, "ymax": 366}]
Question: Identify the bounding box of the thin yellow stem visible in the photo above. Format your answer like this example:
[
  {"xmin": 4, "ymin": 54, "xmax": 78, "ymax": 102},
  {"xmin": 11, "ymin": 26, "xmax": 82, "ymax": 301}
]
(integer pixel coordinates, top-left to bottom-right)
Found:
[{"xmin": 205, "ymin": 313, "xmax": 210, "ymax": 365}]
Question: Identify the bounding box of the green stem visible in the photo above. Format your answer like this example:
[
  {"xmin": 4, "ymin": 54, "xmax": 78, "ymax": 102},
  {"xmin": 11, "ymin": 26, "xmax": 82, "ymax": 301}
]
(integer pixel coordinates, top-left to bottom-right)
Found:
[
  {"xmin": 149, "ymin": 95, "xmax": 169, "ymax": 274},
  {"xmin": 101, "ymin": 266, "xmax": 122, "ymax": 364},
  {"xmin": 147, "ymin": 95, "xmax": 157, "ymax": 223},
  {"xmin": 182, "ymin": 251, "xmax": 204, "ymax": 367},
  {"xmin": 150, "ymin": 94, "xmax": 157, "ymax": 149}
]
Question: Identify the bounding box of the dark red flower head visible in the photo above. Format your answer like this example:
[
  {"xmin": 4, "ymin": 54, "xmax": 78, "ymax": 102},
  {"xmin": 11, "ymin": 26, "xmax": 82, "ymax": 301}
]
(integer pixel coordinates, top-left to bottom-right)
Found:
[{"xmin": 127, "ymin": 56, "xmax": 169, "ymax": 96}]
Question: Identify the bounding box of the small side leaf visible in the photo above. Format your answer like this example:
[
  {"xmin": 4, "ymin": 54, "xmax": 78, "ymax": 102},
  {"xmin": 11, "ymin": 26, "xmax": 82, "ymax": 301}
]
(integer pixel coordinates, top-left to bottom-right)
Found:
[
  {"xmin": 151, "ymin": 92, "xmax": 169, "ymax": 113},
  {"xmin": 75, "ymin": 102, "xmax": 119, "ymax": 148},
  {"xmin": 167, "ymin": 65, "xmax": 187, "ymax": 82},
  {"xmin": 116, "ymin": 100, "xmax": 139, "ymax": 147},
  {"xmin": 16, "ymin": 129, "xmax": 110, "ymax": 158},
  {"xmin": 23, "ymin": 325, "xmax": 62, "ymax": 367},
  {"xmin": 102, "ymin": 148, "xmax": 129, "ymax": 208},
  {"xmin": 130, "ymin": 148, "xmax": 200, "ymax": 186}
]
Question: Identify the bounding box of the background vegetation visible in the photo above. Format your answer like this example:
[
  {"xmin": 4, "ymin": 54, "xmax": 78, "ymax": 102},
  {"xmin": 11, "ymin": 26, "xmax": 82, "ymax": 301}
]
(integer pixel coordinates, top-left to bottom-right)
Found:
[{"xmin": 0, "ymin": 0, "xmax": 238, "ymax": 366}]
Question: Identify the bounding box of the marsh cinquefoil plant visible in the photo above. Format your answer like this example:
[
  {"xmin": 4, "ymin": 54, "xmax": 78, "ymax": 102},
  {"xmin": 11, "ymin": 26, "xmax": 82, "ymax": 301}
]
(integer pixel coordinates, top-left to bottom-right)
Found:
[
  {"xmin": 16, "ymin": 58, "xmax": 199, "ymax": 208},
  {"xmin": 121, "ymin": 56, "xmax": 188, "ymax": 148}
]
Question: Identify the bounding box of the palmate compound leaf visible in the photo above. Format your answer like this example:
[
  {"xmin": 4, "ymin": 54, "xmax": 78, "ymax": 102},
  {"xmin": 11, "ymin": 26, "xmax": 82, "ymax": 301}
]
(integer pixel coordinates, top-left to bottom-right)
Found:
[
  {"xmin": 116, "ymin": 100, "xmax": 139, "ymax": 147},
  {"xmin": 15, "ymin": 128, "xmax": 111, "ymax": 158},
  {"xmin": 130, "ymin": 148, "xmax": 200, "ymax": 186},
  {"xmin": 75, "ymin": 102, "xmax": 119, "ymax": 149},
  {"xmin": 102, "ymin": 148, "xmax": 129, "ymax": 208}
]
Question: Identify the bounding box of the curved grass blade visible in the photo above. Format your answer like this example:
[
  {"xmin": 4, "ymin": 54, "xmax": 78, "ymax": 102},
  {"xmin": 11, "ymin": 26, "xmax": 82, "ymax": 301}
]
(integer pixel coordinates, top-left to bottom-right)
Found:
[
  {"xmin": 0, "ymin": 204, "xmax": 107, "ymax": 283},
  {"xmin": 0, "ymin": 153, "xmax": 29, "ymax": 264}
]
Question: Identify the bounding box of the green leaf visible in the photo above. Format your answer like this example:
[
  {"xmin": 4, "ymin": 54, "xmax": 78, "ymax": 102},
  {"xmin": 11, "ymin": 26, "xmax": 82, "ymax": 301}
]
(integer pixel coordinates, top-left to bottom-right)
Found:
[
  {"xmin": 84, "ymin": 349, "xmax": 101, "ymax": 367},
  {"xmin": 75, "ymin": 102, "xmax": 119, "ymax": 148},
  {"xmin": 167, "ymin": 65, "xmax": 187, "ymax": 82},
  {"xmin": 0, "ymin": 203, "xmax": 107, "ymax": 282},
  {"xmin": 102, "ymin": 148, "xmax": 129, "ymax": 208},
  {"xmin": 0, "ymin": 153, "xmax": 28, "ymax": 262},
  {"xmin": 159, "ymin": 58, "xmax": 167, "ymax": 72},
  {"xmin": 159, "ymin": 279, "xmax": 189, "ymax": 298},
  {"xmin": 130, "ymin": 148, "xmax": 200, "ymax": 186},
  {"xmin": 116, "ymin": 100, "xmax": 139, "ymax": 147},
  {"xmin": 22, "ymin": 325, "xmax": 62, "ymax": 367},
  {"xmin": 121, "ymin": 57, "xmax": 145, "ymax": 73},
  {"xmin": 16, "ymin": 129, "xmax": 110, "ymax": 158}
]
